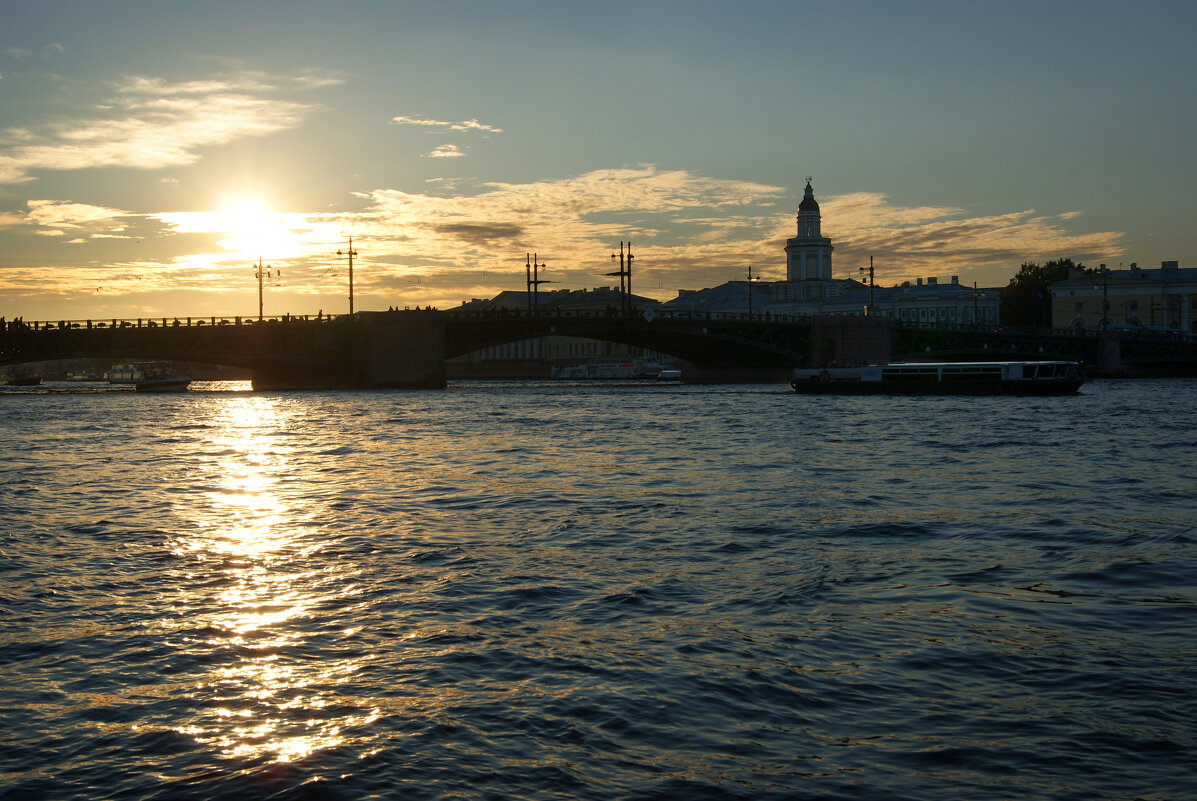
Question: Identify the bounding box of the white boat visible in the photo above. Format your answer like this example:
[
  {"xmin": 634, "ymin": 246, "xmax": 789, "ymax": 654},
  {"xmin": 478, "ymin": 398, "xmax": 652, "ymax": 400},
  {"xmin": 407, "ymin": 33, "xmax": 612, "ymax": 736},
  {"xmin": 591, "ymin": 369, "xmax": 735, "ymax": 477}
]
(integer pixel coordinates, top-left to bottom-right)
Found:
[{"xmin": 791, "ymin": 360, "xmax": 1085, "ymax": 395}]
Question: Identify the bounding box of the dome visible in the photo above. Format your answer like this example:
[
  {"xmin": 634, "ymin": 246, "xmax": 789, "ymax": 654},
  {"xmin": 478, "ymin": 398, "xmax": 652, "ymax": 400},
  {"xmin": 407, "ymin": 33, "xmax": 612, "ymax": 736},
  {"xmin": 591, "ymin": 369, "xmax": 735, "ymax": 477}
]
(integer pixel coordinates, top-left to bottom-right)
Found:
[{"xmin": 798, "ymin": 180, "xmax": 819, "ymax": 212}]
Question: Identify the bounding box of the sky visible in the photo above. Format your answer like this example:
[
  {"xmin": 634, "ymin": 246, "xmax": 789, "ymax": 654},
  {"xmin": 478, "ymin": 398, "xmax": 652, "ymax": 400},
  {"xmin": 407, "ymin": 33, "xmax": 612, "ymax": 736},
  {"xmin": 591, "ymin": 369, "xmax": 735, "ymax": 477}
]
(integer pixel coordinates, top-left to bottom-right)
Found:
[{"xmin": 2, "ymin": 0, "xmax": 1194, "ymax": 321}]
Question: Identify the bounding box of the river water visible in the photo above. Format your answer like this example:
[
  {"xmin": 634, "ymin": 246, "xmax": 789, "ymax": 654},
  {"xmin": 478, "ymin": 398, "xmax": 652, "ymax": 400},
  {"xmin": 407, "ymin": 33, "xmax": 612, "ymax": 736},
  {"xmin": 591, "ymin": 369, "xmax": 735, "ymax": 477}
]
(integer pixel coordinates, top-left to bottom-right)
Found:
[{"xmin": 1, "ymin": 378, "xmax": 1194, "ymax": 800}]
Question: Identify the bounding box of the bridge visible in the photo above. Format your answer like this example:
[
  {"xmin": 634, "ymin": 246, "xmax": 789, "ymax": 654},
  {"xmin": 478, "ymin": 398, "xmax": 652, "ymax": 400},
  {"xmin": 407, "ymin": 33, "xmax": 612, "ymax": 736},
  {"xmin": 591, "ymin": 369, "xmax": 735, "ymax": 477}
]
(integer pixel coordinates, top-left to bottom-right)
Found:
[{"xmin": 3, "ymin": 310, "xmax": 1196, "ymax": 388}]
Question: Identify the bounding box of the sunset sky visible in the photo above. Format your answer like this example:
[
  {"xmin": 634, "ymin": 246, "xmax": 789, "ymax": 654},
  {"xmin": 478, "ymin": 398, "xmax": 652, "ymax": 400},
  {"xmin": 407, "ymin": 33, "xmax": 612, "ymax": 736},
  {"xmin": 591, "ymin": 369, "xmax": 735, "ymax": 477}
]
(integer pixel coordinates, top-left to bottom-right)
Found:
[{"xmin": 2, "ymin": 0, "xmax": 1193, "ymax": 321}]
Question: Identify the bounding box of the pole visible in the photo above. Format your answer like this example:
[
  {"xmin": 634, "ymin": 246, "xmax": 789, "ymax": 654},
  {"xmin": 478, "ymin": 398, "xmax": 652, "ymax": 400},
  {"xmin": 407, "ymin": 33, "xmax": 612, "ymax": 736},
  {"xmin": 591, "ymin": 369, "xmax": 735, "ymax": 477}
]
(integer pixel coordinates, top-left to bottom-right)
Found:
[
  {"xmin": 1100, "ymin": 263, "xmax": 1108, "ymax": 331},
  {"xmin": 746, "ymin": 265, "xmax": 757, "ymax": 319},
  {"xmin": 867, "ymin": 256, "xmax": 874, "ymax": 315},
  {"xmin": 858, "ymin": 257, "xmax": 875, "ymax": 316},
  {"xmin": 338, "ymin": 238, "xmax": 358, "ymax": 315},
  {"xmin": 257, "ymin": 256, "xmax": 264, "ymax": 321},
  {"xmin": 626, "ymin": 242, "xmax": 634, "ymax": 315}
]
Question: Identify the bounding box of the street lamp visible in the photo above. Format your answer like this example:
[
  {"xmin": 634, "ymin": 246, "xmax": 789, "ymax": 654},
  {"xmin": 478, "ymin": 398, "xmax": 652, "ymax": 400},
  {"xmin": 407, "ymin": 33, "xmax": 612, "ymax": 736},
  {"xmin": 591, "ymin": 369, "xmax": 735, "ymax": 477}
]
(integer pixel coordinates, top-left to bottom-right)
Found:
[
  {"xmin": 338, "ymin": 237, "xmax": 358, "ymax": 315},
  {"xmin": 858, "ymin": 256, "xmax": 875, "ymax": 316},
  {"xmin": 746, "ymin": 265, "xmax": 759, "ymax": 319},
  {"xmin": 252, "ymin": 257, "xmax": 278, "ymax": 321},
  {"xmin": 526, "ymin": 252, "xmax": 549, "ymax": 315},
  {"xmin": 1098, "ymin": 263, "xmax": 1109, "ymax": 331},
  {"xmin": 608, "ymin": 241, "xmax": 633, "ymax": 316}
]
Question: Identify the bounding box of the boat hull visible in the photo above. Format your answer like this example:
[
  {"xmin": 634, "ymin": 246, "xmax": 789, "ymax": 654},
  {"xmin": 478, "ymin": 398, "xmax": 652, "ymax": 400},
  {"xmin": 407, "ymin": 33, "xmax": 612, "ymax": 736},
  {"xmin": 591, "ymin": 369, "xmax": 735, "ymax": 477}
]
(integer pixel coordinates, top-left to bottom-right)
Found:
[
  {"xmin": 791, "ymin": 360, "xmax": 1085, "ymax": 396},
  {"xmin": 135, "ymin": 378, "xmax": 191, "ymax": 392},
  {"xmin": 790, "ymin": 379, "xmax": 1084, "ymax": 396}
]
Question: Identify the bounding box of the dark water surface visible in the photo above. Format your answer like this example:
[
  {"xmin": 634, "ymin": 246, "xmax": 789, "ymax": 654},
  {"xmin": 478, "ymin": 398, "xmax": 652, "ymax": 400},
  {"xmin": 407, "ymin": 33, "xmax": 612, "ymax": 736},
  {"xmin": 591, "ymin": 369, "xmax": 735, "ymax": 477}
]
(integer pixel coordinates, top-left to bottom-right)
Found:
[{"xmin": 2, "ymin": 379, "xmax": 1194, "ymax": 800}]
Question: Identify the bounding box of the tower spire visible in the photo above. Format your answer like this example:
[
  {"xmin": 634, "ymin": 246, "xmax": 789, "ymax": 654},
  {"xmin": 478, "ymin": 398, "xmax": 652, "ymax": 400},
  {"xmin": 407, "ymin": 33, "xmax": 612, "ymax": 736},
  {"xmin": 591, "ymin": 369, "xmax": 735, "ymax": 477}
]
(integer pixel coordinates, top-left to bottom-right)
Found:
[{"xmin": 784, "ymin": 177, "xmax": 833, "ymax": 283}]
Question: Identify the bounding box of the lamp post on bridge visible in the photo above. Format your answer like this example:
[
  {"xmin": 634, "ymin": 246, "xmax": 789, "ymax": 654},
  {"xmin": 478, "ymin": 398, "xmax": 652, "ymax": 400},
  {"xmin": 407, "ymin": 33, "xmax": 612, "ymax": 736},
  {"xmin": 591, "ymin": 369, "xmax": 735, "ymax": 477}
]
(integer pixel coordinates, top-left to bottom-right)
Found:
[
  {"xmin": 746, "ymin": 265, "xmax": 759, "ymax": 319},
  {"xmin": 252, "ymin": 257, "xmax": 278, "ymax": 321},
  {"xmin": 858, "ymin": 256, "xmax": 875, "ymax": 316},
  {"xmin": 338, "ymin": 237, "xmax": 358, "ymax": 315},
  {"xmin": 526, "ymin": 253, "xmax": 550, "ymax": 315},
  {"xmin": 1098, "ymin": 263, "xmax": 1109, "ymax": 331},
  {"xmin": 608, "ymin": 241, "xmax": 634, "ymax": 316}
]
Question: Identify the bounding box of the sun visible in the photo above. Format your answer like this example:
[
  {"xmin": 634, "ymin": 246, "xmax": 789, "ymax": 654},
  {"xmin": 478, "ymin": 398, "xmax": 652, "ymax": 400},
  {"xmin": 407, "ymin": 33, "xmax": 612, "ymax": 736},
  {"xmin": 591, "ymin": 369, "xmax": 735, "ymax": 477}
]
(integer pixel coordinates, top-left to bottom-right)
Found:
[{"xmin": 214, "ymin": 194, "xmax": 295, "ymax": 260}]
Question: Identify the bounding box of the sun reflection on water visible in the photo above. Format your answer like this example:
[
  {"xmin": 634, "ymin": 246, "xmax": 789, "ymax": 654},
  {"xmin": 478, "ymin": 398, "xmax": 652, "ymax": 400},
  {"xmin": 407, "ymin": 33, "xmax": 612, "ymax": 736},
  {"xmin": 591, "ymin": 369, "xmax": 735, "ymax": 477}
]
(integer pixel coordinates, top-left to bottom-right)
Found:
[{"xmin": 169, "ymin": 396, "xmax": 370, "ymax": 764}]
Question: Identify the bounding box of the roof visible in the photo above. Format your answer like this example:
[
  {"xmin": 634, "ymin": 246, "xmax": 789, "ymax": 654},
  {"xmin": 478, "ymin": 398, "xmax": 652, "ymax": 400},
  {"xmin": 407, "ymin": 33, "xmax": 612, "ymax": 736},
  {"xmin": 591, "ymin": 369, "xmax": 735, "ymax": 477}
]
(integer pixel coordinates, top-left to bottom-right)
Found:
[
  {"xmin": 1051, "ymin": 265, "xmax": 1197, "ymax": 288},
  {"xmin": 798, "ymin": 180, "xmax": 820, "ymax": 213}
]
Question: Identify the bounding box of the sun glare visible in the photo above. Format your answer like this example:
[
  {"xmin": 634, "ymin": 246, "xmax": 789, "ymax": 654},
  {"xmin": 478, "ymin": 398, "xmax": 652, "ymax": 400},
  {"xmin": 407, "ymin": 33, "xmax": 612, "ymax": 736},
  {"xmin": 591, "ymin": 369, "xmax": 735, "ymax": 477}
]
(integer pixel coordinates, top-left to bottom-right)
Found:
[{"xmin": 214, "ymin": 194, "xmax": 297, "ymax": 261}]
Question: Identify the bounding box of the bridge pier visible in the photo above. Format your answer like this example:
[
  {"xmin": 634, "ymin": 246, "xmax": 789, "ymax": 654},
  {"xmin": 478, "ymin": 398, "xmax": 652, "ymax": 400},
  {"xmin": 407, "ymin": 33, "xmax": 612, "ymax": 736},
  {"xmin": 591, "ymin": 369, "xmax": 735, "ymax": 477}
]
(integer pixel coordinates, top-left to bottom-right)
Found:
[
  {"xmin": 250, "ymin": 312, "xmax": 445, "ymax": 390},
  {"xmin": 1093, "ymin": 330, "xmax": 1127, "ymax": 377},
  {"xmin": 810, "ymin": 316, "xmax": 892, "ymax": 366}
]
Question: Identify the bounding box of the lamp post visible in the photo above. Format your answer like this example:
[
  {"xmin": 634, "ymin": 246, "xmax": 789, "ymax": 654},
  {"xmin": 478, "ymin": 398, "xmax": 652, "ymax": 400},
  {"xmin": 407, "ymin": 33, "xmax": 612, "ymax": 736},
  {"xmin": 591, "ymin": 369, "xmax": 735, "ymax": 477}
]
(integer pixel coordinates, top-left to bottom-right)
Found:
[
  {"xmin": 746, "ymin": 265, "xmax": 759, "ymax": 319},
  {"xmin": 858, "ymin": 256, "xmax": 875, "ymax": 316},
  {"xmin": 1098, "ymin": 263, "xmax": 1109, "ymax": 331},
  {"xmin": 526, "ymin": 253, "xmax": 549, "ymax": 315},
  {"xmin": 338, "ymin": 237, "xmax": 358, "ymax": 315},
  {"xmin": 608, "ymin": 241, "xmax": 633, "ymax": 316},
  {"xmin": 252, "ymin": 257, "xmax": 275, "ymax": 321}
]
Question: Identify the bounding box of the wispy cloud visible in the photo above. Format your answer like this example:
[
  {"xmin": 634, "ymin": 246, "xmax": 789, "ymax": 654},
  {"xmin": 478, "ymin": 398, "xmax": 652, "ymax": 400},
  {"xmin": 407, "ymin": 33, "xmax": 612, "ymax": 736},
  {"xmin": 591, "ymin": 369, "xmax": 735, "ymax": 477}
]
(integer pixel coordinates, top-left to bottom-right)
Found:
[
  {"xmin": 24, "ymin": 199, "xmax": 132, "ymax": 232},
  {"xmin": 391, "ymin": 115, "xmax": 502, "ymax": 134},
  {"xmin": 4, "ymin": 167, "xmax": 1122, "ymax": 314},
  {"xmin": 0, "ymin": 71, "xmax": 337, "ymax": 184},
  {"xmin": 820, "ymin": 193, "xmax": 1122, "ymax": 282},
  {"xmin": 425, "ymin": 144, "xmax": 466, "ymax": 159}
]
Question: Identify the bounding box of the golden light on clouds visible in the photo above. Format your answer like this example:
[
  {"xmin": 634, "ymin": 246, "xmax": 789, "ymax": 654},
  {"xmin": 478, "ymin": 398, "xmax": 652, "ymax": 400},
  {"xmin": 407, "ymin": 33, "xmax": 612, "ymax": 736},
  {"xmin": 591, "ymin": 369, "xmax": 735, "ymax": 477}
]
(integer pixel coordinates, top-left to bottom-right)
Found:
[
  {"xmin": 3, "ymin": 160, "xmax": 1121, "ymax": 316},
  {"xmin": 0, "ymin": 72, "xmax": 334, "ymax": 185}
]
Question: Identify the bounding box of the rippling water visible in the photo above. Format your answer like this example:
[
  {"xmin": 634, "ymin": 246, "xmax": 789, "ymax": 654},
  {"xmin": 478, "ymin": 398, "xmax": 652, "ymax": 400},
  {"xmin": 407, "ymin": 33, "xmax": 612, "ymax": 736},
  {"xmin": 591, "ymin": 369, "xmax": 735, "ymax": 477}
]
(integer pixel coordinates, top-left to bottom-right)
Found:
[{"xmin": 2, "ymin": 379, "xmax": 1194, "ymax": 800}]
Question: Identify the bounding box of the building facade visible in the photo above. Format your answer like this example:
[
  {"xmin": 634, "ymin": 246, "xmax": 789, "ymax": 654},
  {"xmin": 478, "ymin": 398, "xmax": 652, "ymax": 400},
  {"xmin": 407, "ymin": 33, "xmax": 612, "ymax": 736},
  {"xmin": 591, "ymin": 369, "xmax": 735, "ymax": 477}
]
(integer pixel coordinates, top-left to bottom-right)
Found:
[{"xmin": 1050, "ymin": 262, "xmax": 1196, "ymax": 334}]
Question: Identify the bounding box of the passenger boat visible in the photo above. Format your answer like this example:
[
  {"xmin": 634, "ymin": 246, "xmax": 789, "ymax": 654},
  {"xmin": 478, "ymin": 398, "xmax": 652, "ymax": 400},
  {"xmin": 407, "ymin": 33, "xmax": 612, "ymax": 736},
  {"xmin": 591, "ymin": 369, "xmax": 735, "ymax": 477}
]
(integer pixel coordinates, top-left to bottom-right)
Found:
[
  {"xmin": 6, "ymin": 373, "xmax": 42, "ymax": 386},
  {"xmin": 791, "ymin": 360, "xmax": 1085, "ymax": 395},
  {"xmin": 134, "ymin": 370, "xmax": 191, "ymax": 392}
]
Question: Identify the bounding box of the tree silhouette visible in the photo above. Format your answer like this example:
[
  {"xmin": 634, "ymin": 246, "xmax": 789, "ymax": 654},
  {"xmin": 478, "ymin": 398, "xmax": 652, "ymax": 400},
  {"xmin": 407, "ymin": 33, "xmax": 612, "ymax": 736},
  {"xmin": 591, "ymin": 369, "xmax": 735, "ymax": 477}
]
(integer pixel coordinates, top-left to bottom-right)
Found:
[{"xmin": 1000, "ymin": 258, "xmax": 1090, "ymax": 328}]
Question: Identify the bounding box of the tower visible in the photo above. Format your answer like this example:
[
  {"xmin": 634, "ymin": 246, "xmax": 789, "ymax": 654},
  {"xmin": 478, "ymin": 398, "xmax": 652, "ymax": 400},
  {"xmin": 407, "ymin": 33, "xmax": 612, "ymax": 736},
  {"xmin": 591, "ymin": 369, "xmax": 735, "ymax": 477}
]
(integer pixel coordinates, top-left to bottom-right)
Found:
[{"xmin": 785, "ymin": 178, "xmax": 833, "ymax": 284}]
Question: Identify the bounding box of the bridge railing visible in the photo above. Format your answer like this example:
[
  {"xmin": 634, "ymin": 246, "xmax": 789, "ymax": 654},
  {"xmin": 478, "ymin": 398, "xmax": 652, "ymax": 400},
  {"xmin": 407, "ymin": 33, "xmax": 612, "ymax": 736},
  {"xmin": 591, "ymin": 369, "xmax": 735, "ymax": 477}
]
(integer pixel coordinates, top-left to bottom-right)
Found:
[
  {"xmin": 2, "ymin": 313, "xmax": 351, "ymax": 333},
  {"xmin": 444, "ymin": 307, "xmax": 815, "ymax": 324}
]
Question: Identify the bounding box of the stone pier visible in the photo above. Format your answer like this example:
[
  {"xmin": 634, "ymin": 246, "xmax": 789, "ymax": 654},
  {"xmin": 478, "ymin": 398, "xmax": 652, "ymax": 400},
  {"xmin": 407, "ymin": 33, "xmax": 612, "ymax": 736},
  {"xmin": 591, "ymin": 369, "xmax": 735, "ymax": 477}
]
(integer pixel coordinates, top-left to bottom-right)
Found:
[
  {"xmin": 250, "ymin": 312, "xmax": 445, "ymax": 390},
  {"xmin": 809, "ymin": 315, "xmax": 893, "ymax": 366}
]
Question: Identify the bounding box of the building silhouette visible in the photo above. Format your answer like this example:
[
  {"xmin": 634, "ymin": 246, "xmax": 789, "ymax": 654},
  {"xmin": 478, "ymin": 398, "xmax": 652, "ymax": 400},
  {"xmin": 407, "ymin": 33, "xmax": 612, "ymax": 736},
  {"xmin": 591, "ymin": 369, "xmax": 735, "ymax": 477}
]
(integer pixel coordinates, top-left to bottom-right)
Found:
[{"xmin": 662, "ymin": 179, "xmax": 1001, "ymax": 326}]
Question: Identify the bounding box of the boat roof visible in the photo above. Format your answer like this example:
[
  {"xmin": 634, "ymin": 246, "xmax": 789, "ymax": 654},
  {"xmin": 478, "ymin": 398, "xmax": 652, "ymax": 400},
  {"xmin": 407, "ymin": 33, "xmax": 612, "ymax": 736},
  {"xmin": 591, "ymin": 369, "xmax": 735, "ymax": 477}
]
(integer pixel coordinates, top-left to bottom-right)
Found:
[{"xmin": 883, "ymin": 360, "xmax": 1078, "ymax": 367}]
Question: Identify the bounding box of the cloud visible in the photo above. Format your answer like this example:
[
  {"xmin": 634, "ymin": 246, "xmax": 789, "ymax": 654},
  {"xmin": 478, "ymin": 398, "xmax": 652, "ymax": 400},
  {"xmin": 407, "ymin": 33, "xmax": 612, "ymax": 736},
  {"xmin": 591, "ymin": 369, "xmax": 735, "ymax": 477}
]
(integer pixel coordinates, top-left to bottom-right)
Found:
[
  {"xmin": 391, "ymin": 115, "xmax": 502, "ymax": 134},
  {"xmin": 0, "ymin": 71, "xmax": 335, "ymax": 184},
  {"xmin": 424, "ymin": 144, "xmax": 466, "ymax": 159},
  {"xmin": 3, "ymin": 166, "xmax": 1122, "ymax": 314},
  {"xmin": 24, "ymin": 199, "xmax": 131, "ymax": 231},
  {"xmin": 820, "ymin": 192, "xmax": 1122, "ymax": 283}
]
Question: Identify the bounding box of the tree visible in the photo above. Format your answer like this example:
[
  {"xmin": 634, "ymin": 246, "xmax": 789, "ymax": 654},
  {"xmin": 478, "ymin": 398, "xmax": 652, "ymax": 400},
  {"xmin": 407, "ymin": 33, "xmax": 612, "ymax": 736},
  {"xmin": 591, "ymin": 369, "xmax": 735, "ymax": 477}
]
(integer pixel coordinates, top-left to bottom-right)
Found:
[{"xmin": 1000, "ymin": 258, "xmax": 1090, "ymax": 328}]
